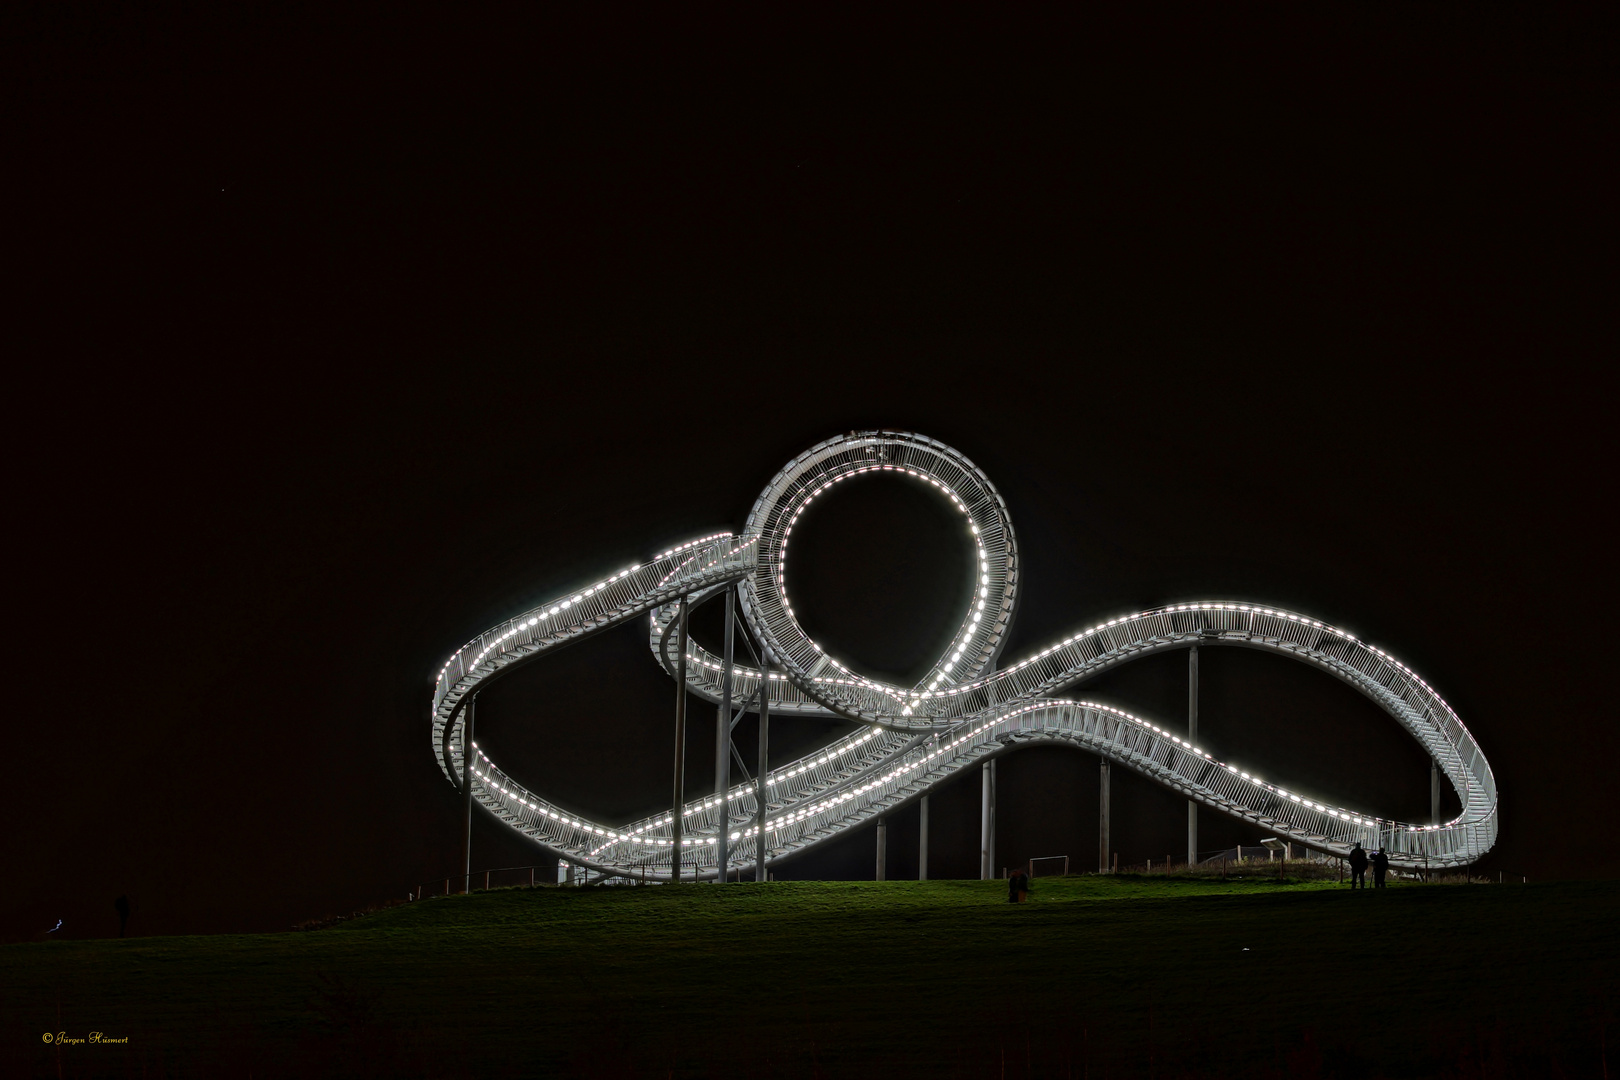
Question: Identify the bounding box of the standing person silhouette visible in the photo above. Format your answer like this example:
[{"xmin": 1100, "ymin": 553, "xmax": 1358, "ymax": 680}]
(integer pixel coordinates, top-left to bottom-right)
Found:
[
  {"xmin": 1371, "ymin": 847, "xmax": 1390, "ymax": 888},
  {"xmin": 114, "ymin": 895, "xmax": 130, "ymax": 938},
  {"xmin": 1348, "ymin": 843, "xmax": 1368, "ymax": 889}
]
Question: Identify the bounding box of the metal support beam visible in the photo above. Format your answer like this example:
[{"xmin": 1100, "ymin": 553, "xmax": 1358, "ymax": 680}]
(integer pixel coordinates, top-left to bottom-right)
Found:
[
  {"xmin": 980, "ymin": 758, "xmax": 996, "ymax": 879},
  {"xmin": 918, "ymin": 796, "xmax": 929, "ymax": 880},
  {"xmin": 1188, "ymin": 645, "xmax": 1199, "ymax": 867},
  {"xmin": 671, "ymin": 595, "xmax": 689, "ymax": 882},
  {"xmin": 462, "ymin": 695, "xmax": 476, "ymax": 894},
  {"xmin": 978, "ymin": 757, "xmax": 991, "ymax": 874},
  {"xmin": 715, "ymin": 587, "xmax": 735, "ymax": 882},
  {"xmin": 728, "ymin": 686, "xmax": 761, "ymax": 732},
  {"xmin": 756, "ymin": 658, "xmax": 770, "ymax": 881},
  {"xmin": 1432, "ymin": 760, "xmax": 1440, "ymax": 826},
  {"xmin": 875, "ymin": 816, "xmax": 887, "ymax": 881},
  {"xmin": 1099, "ymin": 758, "xmax": 1111, "ymax": 873}
]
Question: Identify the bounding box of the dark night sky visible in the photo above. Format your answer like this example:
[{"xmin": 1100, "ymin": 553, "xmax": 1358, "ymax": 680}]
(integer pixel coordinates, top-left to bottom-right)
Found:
[{"xmin": 8, "ymin": 6, "xmax": 1615, "ymax": 939}]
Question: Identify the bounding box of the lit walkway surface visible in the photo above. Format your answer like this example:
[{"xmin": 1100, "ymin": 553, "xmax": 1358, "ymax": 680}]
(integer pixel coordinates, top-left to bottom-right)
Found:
[{"xmin": 432, "ymin": 431, "xmax": 1496, "ymax": 879}]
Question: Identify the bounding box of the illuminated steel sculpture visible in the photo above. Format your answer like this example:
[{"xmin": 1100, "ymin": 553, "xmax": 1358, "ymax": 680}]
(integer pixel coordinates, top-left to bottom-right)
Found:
[{"xmin": 432, "ymin": 432, "xmax": 1497, "ymax": 880}]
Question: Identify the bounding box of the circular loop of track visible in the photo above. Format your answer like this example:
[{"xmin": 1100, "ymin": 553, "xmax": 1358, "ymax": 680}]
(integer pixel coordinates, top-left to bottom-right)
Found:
[{"xmin": 737, "ymin": 430, "xmax": 1017, "ymax": 728}]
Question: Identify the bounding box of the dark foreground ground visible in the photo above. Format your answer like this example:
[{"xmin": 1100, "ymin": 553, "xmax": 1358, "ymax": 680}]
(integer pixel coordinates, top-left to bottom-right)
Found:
[{"xmin": 3, "ymin": 876, "xmax": 1615, "ymax": 1078}]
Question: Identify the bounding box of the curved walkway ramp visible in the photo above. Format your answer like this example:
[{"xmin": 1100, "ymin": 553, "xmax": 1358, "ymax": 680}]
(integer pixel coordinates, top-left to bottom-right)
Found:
[{"xmin": 432, "ymin": 432, "xmax": 1496, "ymax": 880}]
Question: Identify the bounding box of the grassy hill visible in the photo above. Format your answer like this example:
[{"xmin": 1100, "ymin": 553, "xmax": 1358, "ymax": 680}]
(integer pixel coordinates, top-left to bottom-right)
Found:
[{"xmin": 4, "ymin": 876, "xmax": 1615, "ymax": 1078}]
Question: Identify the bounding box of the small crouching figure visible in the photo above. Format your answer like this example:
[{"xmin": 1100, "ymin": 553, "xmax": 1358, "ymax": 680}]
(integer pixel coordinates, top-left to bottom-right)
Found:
[{"xmin": 1008, "ymin": 868, "xmax": 1031, "ymax": 903}]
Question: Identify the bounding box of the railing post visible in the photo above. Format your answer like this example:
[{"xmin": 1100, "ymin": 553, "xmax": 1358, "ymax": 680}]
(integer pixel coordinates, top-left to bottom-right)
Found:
[
  {"xmin": 756, "ymin": 658, "xmax": 770, "ymax": 881},
  {"xmin": 715, "ymin": 586, "xmax": 735, "ymax": 882},
  {"xmin": 1188, "ymin": 645, "xmax": 1198, "ymax": 868},
  {"xmin": 462, "ymin": 695, "xmax": 477, "ymax": 895},
  {"xmin": 671, "ymin": 595, "xmax": 690, "ymax": 882}
]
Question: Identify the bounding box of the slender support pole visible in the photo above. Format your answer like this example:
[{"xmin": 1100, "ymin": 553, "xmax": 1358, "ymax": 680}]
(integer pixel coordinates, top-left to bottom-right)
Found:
[
  {"xmin": 1188, "ymin": 645, "xmax": 1199, "ymax": 867},
  {"xmin": 918, "ymin": 796, "xmax": 929, "ymax": 880},
  {"xmin": 755, "ymin": 659, "xmax": 770, "ymax": 881},
  {"xmin": 980, "ymin": 759, "xmax": 996, "ymax": 880},
  {"xmin": 462, "ymin": 696, "xmax": 476, "ymax": 894},
  {"xmin": 1099, "ymin": 759, "xmax": 1111, "ymax": 873},
  {"xmin": 978, "ymin": 761, "xmax": 991, "ymax": 880},
  {"xmin": 875, "ymin": 816, "xmax": 887, "ymax": 881},
  {"xmin": 671, "ymin": 596, "xmax": 689, "ymax": 882},
  {"xmin": 715, "ymin": 587, "xmax": 735, "ymax": 882},
  {"xmin": 1431, "ymin": 761, "xmax": 1440, "ymax": 826}
]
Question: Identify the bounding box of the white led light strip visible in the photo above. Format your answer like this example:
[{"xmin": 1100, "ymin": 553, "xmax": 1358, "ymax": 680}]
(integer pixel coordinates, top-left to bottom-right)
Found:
[{"xmin": 431, "ymin": 431, "xmax": 1497, "ymax": 880}]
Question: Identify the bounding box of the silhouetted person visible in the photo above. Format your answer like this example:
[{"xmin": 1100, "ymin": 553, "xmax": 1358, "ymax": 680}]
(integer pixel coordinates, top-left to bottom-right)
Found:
[
  {"xmin": 1008, "ymin": 869, "xmax": 1030, "ymax": 903},
  {"xmin": 1348, "ymin": 843, "xmax": 1368, "ymax": 889},
  {"xmin": 1371, "ymin": 848, "xmax": 1390, "ymax": 888},
  {"xmin": 114, "ymin": 895, "xmax": 130, "ymax": 938}
]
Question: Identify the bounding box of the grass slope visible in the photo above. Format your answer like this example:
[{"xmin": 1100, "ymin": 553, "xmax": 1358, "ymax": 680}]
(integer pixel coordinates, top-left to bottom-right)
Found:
[{"xmin": 4, "ymin": 876, "xmax": 1616, "ymax": 1078}]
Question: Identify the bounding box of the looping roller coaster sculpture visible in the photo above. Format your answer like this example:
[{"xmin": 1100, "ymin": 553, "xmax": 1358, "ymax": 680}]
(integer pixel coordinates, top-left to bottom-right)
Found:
[{"xmin": 432, "ymin": 431, "xmax": 1497, "ymax": 882}]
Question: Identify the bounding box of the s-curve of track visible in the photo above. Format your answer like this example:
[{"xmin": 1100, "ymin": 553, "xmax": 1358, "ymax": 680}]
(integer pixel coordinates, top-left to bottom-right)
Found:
[{"xmin": 432, "ymin": 431, "xmax": 1497, "ymax": 880}]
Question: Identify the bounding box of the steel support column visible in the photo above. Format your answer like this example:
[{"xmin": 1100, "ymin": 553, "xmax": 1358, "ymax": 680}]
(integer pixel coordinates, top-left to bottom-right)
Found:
[
  {"xmin": 1432, "ymin": 760, "xmax": 1440, "ymax": 826},
  {"xmin": 875, "ymin": 816, "xmax": 887, "ymax": 881},
  {"xmin": 756, "ymin": 660, "xmax": 770, "ymax": 881},
  {"xmin": 715, "ymin": 587, "xmax": 735, "ymax": 882},
  {"xmin": 1099, "ymin": 758, "xmax": 1111, "ymax": 873},
  {"xmin": 1188, "ymin": 645, "xmax": 1199, "ymax": 867},
  {"xmin": 462, "ymin": 696, "xmax": 476, "ymax": 894},
  {"xmin": 980, "ymin": 758, "xmax": 996, "ymax": 879},
  {"xmin": 919, "ymin": 796, "xmax": 929, "ymax": 880},
  {"xmin": 978, "ymin": 757, "xmax": 991, "ymax": 874},
  {"xmin": 671, "ymin": 595, "xmax": 689, "ymax": 882}
]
